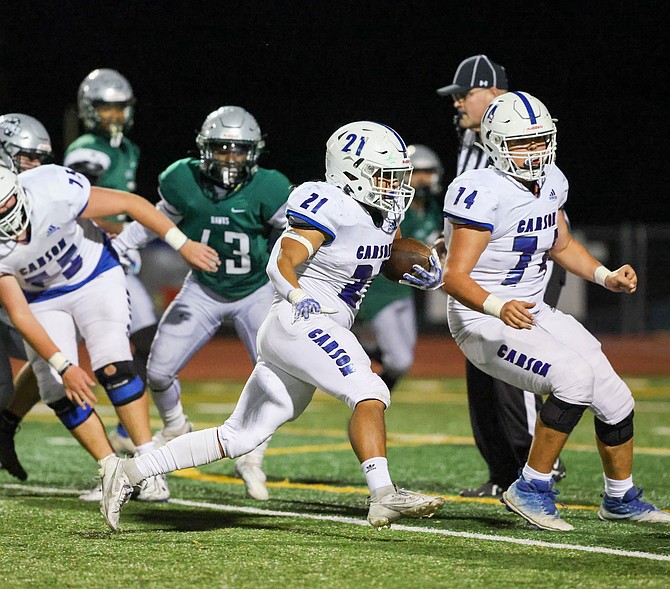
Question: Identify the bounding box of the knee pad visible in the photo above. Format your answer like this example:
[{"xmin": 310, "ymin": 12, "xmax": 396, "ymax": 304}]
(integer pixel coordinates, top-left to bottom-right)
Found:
[
  {"xmin": 47, "ymin": 397, "xmax": 94, "ymax": 430},
  {"xmin": 539, "ymin": 393, "xmax": 588, "ymax": 434},
  {"xmin": 595, "ymin": 410, "xmax": 634, "ymax": 446},
  {"xmin": 94, "ymin": 361, "xmax": 144, "ymax": 406}
]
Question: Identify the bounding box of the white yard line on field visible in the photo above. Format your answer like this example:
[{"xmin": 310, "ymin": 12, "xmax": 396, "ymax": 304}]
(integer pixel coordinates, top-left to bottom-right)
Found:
[{"xmin": 2, "ymin": 483, "xmax": 669, "ymax": 562}]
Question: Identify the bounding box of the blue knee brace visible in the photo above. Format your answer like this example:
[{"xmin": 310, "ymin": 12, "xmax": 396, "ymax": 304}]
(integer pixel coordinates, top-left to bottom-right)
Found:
[
  {"xmin": 95, "ymin": 361, "xmax": 144, "ymax": 406},
  {"xmin": 47, "ymin": 397, "xmax": 94, "ymax": 430}
]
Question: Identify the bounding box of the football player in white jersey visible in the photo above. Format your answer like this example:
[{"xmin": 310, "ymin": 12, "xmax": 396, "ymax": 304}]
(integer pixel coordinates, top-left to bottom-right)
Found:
[
  {"xmin": 443, "ymin": 91, "xmax": 669, "ymax": 530},
  {"xmin": 0, "ymin": 114, "xmax": 54, "ymax": 480},
  {"xmin": 99, "ymin": 121, "xmax": 445, "ymax": 532},
  {"xmin": 0, "ymin": 163, "xmax": 220, "ymax": 499}
]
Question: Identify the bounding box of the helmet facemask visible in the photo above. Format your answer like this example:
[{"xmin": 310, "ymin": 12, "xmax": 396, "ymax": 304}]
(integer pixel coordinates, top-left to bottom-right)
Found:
[
  {"xmin": 493, "ymin": 131, "xmax": 556, "ymax": 181},
  {"xmin": 0, "ymin": 171, "xmax": 31, "ymax": 241},
  {"xmin": 198, "ymin": 139, "xmax": 260, "ymax": 189},
  {"xmin": 362, "ymin": 164, "xmax": 414, "ymax": 216},
  {"xmin": 91, "ymin": 101, "xmax": 135, "ymax": 148}
]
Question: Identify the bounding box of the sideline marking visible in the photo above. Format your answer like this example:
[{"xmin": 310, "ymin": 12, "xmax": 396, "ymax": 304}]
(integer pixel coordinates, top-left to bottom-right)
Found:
[{"xmin": 2, "ymin": 483, "xmax": 669, "ymax": 562}]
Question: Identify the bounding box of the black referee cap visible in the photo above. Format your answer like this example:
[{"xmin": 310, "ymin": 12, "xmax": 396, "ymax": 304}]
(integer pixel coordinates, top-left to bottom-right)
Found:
[{"xmin": 437, "ymin": 55, "xmax": 509, "ymax": 97}]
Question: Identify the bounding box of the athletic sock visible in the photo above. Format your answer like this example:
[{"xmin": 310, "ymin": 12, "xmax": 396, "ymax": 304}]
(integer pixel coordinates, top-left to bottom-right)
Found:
[
  {"xmin": 603, "ymin": 474, "xmax": 634, "ymax": 498},
  {"xmin": 129, "ymin": 427, "xmax": 223, "ymax": 483},
  {"xmin": 522, "ymin": 463, "xmax": 553, "ymax": 483},
  {"xmin": 361, "ymin": 456, "xmax": 394, "ymax": 499},
  {"xmin": 162, "ymin": 401, "xmax": 187, "ymax": 432},
  {"xmin": 134, "ymin": 441, "xmax": 154, "ymax": 456}
]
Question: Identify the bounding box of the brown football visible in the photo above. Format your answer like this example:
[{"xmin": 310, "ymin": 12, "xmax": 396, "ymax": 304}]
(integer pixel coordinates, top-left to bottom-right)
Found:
[{"xmin": 381, "ymin": 237, "xmax": 432, "ymax": 282}]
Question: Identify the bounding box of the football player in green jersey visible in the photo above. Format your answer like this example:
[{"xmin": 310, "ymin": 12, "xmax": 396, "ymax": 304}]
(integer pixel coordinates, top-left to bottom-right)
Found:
[
  {"xmin": 112, "ymin": 106, "xmax": 292, "ymax": 500},
  {"xmin": 64, "ymin": 70, "xmax": 159, "ymax": 474},
  {"xmin": 355, "ymin": 145, "xmax": 444, "ymax": 391}
]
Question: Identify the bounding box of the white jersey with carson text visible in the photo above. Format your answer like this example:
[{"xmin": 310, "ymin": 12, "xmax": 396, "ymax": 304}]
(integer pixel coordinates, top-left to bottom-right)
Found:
[
  {"xmin": 281, "ymin": 181, "xmax": 401, "ymax": 329},
  {"xmin": 0, "ymin": 164, "xmax": 119, "ymax": 303},
  {"xmin": 443, "ymin": 164, "xmax": 568, "ymax": 334}
]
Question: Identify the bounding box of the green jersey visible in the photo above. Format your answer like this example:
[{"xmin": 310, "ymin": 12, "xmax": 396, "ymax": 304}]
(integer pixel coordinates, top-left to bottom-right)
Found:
[
  {"xmin": 64, "ymin": 133, "xmax": 140, "ymax": 224},
  {"xmin": 159, "ymin": 158, "xmax": 291, "ymax": 299},
  {"xmin": 65, "ymin": 133, "xmax": 140, "ymax": 192},
  {"xmin": 357, "ymin": 200, "xmax": 443, "ymax": 321}
]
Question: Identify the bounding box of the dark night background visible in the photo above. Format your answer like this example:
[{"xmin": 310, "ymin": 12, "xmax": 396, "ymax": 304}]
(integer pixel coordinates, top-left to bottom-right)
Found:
[{"xmin": 2, "ymin": 1, "xmax": 667, "ymax": 227}]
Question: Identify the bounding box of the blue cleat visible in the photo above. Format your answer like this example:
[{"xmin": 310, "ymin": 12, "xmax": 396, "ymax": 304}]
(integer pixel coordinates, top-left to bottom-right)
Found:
[
  {"xmin": 599, "ymin": 487, "xmax": 670, "ymax": 523},
  {"xmin": 502, "ymin": 477, "xmax": 574, "ymax": 531}
]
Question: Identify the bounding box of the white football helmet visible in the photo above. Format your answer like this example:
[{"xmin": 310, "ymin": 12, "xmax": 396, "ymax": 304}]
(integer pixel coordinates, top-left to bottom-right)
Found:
[
  {"xmin": 196, "ymin": 106, "xmax": 265, "ymax": 190},
  {"xmin": 480, "ymin": 91, "xmax": 556, "ymax": 181},
  {"xmin": 325, "ymin": 121, "xmax": 414, "ymax": 214},
  {"xmin": 78, "ymin": 68, "xmax": 135, "ymax": 147},
  {"xmin": 0, "ymin": 167, "xmax": 31, "ymax": 241},
  {"xmin": 0, "ymin": 113, "xmax": 53, "ymax": 171},
  {"xmin": 407, "ymin": 144, "xmax": 443, "ymax": 193}
]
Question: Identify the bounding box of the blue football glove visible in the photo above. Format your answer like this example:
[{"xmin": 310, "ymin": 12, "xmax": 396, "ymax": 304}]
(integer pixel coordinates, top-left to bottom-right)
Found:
[
  {"xmin": 399, "ymin": 248, "xmax": 443, "ymax": 290},
  {"xmin": 289, "ymin": 288, "xmax": 338, "ymax": 323}
]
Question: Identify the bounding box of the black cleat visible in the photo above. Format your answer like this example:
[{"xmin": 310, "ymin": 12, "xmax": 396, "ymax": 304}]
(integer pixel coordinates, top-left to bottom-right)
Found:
[
  {"xmin": 0, "ymin": 425, "xmax": 27, "ymax": 481},
  {"xmin": 551, "ymin": 457, "xmax": 567, "ymax": 483},
  {"xmin": 459, "ymin": 480, "xmax": 504, "ymax": 498}
]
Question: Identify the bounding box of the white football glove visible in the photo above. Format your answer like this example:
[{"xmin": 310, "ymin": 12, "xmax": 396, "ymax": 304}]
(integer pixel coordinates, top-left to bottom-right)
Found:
[{"xmin": 288, "ymin": 288, "xmax": 338, "ymax": 323}]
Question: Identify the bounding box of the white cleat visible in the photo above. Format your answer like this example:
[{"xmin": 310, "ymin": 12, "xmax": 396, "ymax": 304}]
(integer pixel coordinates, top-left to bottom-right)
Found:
[
  {"xmin": 99, "ymin": 455, "xmax": 133, "ymax": 532},
  {"xmin": 366, "ymin": 488, "xmax": 445, "ymax": 529},
  {"xmin": 133, "ymin": 474, "xmax": 170, "ymax": 502},
  {"xmin": 235, "ymin": 454, "xmax": 269, "ymax": 501},
  {"xmin": 153, "ymin": 420, "xmax": 193, "ymax": 448}
]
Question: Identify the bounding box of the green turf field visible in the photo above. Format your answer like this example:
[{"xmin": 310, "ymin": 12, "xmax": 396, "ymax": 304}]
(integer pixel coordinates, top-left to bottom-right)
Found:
[{"xmin": 2, "ymin": 377, "xmax": 670, "ymax": 588}]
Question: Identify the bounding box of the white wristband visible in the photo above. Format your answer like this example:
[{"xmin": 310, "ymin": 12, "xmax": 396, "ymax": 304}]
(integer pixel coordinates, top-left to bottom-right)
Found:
[
  {"xmin": 164, "ymin": 227, "xmax": 188, "ymax": 251},
  {"xmin": 593, "ymin": 265, "xmax": 613, "ymax": 287},
  {"xmin": 288, "ymin": 288, "xmax": 308, "ymax": 304},
  {"xmin": 482, "ymin": 294, "xmax": 505, "ymax": 318},
  {"xmin": 48, "ymin": 352, "xmax": 72, "ymax": 376}
]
